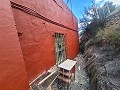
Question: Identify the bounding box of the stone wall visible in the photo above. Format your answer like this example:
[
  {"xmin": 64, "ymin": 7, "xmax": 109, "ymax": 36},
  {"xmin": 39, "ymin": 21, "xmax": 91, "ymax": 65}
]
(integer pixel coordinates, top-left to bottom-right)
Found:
[{"xmin": 105, "ymin": 7, "xmax": 120, "ymax": 29}]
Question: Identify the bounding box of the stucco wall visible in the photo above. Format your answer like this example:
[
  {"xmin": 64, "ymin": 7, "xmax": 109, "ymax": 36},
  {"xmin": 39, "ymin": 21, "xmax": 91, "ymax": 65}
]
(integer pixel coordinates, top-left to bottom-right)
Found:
[
  {"xmin": 0, "ymin": 1, "xmax": 29, "ymax": 90},
  {"xmin": 11, "ymin": 0, "xmax": 79, "ymax": 82}
]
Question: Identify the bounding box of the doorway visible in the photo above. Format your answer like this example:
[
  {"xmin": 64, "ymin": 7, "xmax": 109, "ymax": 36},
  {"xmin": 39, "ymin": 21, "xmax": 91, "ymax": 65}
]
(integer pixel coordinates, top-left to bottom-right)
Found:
[{"xmin": 54, "ymin": 33, "xmax": 67, "ymax": 65}]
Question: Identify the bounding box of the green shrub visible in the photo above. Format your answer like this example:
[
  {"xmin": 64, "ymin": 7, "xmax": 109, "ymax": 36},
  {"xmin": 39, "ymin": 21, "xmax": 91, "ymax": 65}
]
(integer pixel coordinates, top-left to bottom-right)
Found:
[{"xmin": 95, "ymin": 28, "xmax": 120, "ymax": 47}]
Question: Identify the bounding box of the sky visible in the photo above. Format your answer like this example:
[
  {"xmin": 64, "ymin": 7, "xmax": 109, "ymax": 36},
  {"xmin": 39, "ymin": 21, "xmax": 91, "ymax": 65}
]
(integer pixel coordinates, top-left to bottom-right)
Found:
[
  {"xmin": 64, "ymin": 0, "xmax": 93, "ymax": 19},
  {"xmin": 64, "ymin": 0, "xmax": 120, "ymax": 20}
]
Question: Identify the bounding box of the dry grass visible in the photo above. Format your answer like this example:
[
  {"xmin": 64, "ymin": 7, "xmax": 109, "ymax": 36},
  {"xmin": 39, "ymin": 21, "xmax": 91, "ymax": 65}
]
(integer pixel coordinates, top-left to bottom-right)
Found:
[{"xmin": 95, "ymin": 28, "xmax": 120, "ymax": 47}]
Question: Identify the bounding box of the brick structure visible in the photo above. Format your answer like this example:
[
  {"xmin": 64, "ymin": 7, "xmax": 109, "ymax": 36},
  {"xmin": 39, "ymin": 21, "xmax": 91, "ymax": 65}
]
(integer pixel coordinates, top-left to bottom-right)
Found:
[{"xmin": 0, "ymin": 0, "xmax": 79, "ymax": 89}]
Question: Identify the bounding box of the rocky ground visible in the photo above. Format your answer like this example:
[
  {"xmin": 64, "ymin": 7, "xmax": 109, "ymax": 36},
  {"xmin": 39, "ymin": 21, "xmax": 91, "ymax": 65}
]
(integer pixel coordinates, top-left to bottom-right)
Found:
[
  {"xmin": 69, "ymin": 54, "xmax": 91, "ymax": 90},
  {"xmin": 51, "ymin": 54, "xmax": 91, "ymax": 90},
  {"xmin": 85, "ymin": 45, "xmax": 120, "ymax": 90}
]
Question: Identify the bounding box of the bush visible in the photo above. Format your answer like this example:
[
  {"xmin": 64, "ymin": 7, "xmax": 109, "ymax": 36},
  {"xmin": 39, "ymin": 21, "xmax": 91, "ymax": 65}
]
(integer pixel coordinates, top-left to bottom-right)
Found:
[{"xmin": 95, "ymin": 28, "xmax": 120, "ymax": 47}]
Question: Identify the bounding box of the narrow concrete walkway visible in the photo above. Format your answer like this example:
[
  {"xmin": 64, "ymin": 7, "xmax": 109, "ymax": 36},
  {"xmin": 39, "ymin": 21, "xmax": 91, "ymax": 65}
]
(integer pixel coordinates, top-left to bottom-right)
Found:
[{"xmin": 70, "ymin": 54, "xmax": 91, "ymax": 90}]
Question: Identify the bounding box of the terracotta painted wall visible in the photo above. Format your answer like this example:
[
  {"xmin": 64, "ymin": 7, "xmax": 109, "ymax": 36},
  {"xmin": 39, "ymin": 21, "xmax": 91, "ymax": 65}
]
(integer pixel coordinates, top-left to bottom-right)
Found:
[
  {"xmin": 11, "ymin": 0, "xmax": 79, "ymax": 82},
  {"xmin": 0, "ymin": 0, "xmax": 29, "ymax": 90}
]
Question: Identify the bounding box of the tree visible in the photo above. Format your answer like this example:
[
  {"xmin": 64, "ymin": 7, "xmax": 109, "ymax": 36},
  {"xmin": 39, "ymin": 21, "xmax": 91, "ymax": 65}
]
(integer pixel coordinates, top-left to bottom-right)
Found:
[{"xmin": 79, "ymin": 1, "xmax": 116, "ymax": 38}]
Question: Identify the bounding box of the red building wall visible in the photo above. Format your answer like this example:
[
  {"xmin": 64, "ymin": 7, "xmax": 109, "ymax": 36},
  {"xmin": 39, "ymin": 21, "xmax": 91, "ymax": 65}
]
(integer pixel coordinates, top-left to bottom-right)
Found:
[
  {"xmin": 0, "ymin": 1, "xmax": 29, "ymax": 90},
  {"xmin": 11, "ymin": 0, "xmax": 79, "ymax": 83}
]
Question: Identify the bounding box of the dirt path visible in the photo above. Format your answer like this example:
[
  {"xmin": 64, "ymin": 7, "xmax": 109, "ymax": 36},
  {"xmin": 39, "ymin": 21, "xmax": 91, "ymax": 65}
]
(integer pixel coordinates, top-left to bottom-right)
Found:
[{"xmin": 70, "ymin": 54, "xmax": 91, "ymax": 90}]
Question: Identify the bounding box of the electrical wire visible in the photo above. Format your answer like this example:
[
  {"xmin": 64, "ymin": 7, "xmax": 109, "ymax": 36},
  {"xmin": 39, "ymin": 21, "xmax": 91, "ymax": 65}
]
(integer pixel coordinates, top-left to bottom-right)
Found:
[{"xmin": 67, "ymin": 0, "xmax": 70, "ymax": 4}]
